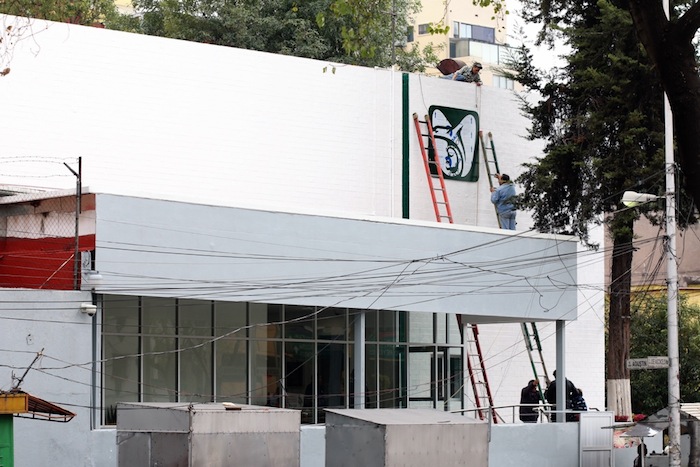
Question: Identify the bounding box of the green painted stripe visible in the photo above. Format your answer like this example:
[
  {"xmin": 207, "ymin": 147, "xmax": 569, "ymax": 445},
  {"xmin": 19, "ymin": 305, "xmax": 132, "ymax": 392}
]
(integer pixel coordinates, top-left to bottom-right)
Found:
[
  {"xmin": 0, "ymin": 415, "xmax": 14, "ymax": 467},
  {"xmin": 402, "ymin": 73, "xmax": 410, "ymax": 219}
]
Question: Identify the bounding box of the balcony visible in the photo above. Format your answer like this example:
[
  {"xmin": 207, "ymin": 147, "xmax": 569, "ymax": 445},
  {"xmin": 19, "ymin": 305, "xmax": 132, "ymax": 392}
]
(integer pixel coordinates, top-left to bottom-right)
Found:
[{"xmin": 449, "ymin": 39, "xmax": 518, "ymax": 66}]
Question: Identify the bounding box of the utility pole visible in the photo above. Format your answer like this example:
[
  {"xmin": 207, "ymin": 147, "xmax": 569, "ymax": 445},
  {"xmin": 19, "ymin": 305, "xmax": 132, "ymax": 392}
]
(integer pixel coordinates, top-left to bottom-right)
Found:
[
  {"xmin": 64, "ymin": 157, "xmax": 82, "ymax": 290},
  {"xmin": 661, "ymin": 0, "xmax": 681, "ymax": 463}
]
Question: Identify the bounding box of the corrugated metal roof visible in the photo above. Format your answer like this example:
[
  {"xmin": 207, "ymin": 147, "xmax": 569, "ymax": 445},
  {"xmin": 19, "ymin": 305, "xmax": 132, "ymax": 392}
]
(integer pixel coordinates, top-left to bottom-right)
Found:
[
  {"xmin": 680, "ymin": 403, "xmax": 700, "ymax": 420},
  {"xmin": 6, "ymin": 391, "xmax": 76, "ymax": 423},
  {"xmin": 640, "ymin": 403, "xmax": 700, "ymax": 429}
]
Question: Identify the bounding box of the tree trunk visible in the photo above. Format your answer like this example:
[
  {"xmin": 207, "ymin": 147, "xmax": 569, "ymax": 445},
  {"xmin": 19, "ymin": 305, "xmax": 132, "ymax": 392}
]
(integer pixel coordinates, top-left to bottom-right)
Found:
[
  {"xmin": 626, "ymin": 0, "xmax": 700, "ymax": 211},
  {"xmin": 607, "ymin": 223, "xmax": 634, "ymax": 419}
]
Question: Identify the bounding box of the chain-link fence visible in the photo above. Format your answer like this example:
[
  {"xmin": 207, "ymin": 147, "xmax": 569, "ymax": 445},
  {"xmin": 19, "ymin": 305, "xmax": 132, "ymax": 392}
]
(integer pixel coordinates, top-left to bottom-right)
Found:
[{"xmin": 0, "ymin": 185, "xmax": 82, "ymax": 290}]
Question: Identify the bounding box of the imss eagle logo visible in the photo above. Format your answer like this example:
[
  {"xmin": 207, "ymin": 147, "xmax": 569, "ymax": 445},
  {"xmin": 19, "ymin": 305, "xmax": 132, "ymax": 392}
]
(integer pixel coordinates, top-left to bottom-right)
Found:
[{"xmin": 428, "ymin": 106, "xmax": 480, "ymax": 182}]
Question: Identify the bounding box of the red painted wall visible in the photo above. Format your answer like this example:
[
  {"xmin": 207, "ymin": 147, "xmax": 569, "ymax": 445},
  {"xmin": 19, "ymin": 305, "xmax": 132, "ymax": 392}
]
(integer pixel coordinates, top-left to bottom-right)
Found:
[{"xmin": 0, "ymin": 235, "xmax": 96, "ymax": 290}]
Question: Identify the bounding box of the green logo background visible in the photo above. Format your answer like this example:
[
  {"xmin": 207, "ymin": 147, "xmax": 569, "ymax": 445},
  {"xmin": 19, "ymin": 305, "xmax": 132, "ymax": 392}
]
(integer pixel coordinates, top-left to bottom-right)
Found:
[{"xmin": 428, "ymin": 106, "xmax": 480, "ymax": 182}]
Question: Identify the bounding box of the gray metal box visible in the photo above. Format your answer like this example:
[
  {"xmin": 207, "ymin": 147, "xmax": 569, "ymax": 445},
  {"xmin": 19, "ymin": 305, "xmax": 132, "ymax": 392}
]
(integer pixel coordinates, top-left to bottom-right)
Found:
[
  {"xmin": 325, "ymin": 409, "xmax": 488, "ymax": 467},
  {"xmin": 117, "ymin": 402, "xmax": 300, "ymax": 467}
]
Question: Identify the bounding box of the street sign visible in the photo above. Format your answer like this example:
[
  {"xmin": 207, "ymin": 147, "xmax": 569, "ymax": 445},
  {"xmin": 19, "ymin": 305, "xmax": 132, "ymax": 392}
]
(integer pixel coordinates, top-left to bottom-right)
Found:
[
  {"xmin": 626, "ymin": 356, "xmax": 669, "ymax": 370},
  {"xmin": 647, "ymin": 356, "xmax": 670, "ymax": 369},
  {"xmin": 626, "ymin": 358, "xmax": 648, "ymax": 369}
]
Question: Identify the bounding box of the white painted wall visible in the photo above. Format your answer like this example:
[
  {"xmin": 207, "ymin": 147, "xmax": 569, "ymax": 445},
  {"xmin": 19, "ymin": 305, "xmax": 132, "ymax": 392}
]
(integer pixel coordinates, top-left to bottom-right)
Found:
[
  {"xmin": 1, "ymin": 16, "xmax": 541, "ymax": 233},
  {"xmin": 479, "ymin": 224, "xmax": 606, "ymax": 419},
  {"xmin": 93, "ymin": 193, "xmax": 578, "ymax": 321},
  {"xmin": 405, "ymin": 74, "xmax": 544, "ymax": 230},
  {"xmin": 0, "ymin": 289, "xmax": 116, "ymax": 467},
  {"xmin": 1, "ymin": 17, "xmax": 397, "ymax": 218},
  {"xmin": 490, "ymin": 423, "xmax": 581, "ymax": 466}
]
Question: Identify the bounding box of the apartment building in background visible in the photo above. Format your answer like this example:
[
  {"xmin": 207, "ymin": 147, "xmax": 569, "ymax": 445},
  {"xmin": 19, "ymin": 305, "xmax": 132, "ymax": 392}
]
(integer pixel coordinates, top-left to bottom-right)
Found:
[{"xmin": 409, "ymin": 0, "xmax": 517, "ymax": 88}]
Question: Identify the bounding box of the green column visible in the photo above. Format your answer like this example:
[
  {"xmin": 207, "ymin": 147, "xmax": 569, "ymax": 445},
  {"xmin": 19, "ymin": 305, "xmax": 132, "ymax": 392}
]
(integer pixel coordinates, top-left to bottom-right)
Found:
[
  {"xmin": 402, "ymin": 72, "xmax": 410, "ymax": 219},
  {"xmin": 0, "ymin": 414, "xmax": 13, "ymax": 467}
]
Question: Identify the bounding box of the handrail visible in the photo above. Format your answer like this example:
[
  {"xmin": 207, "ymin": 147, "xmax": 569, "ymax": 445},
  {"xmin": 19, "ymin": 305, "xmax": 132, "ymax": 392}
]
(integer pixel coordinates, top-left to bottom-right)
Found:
[{"xmin": 450, "ymin": 403, "xmax": 598, "ymax": 423}]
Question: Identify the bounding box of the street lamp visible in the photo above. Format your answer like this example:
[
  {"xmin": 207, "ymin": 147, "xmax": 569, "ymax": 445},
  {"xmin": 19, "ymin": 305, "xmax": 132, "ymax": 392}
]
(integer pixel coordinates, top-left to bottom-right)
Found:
[
  {"xmin": 622, "ymin": 179, "xmax": 680, "ymax": 467},
  {"xmin": 621, "ymin": 191, "xmax": 660, "ymax": 207}
]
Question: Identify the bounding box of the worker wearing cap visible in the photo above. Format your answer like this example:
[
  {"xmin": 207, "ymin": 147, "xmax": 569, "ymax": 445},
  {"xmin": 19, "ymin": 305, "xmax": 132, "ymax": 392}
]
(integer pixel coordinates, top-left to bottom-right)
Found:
[
  {"xmin": 490, "ymin": 173, "xmax": 516, "ymax": 230},
  {"xmin": 442, "ymin": 62, "xmax": 483, "ymax": 86}
]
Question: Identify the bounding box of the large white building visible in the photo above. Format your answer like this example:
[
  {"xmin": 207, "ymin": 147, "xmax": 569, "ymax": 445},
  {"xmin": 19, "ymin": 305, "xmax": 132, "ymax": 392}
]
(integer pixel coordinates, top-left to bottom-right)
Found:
[{"xmin": 0, "ymin": 16, "xmax": 606, "ymax": 466}]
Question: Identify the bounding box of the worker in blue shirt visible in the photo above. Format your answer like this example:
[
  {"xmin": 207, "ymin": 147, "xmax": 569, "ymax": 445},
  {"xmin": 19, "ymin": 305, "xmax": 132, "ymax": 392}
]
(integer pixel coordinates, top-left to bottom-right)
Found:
[{"xmin": 490, "ymin": 173, "xmax": 516, "ymax": 230}]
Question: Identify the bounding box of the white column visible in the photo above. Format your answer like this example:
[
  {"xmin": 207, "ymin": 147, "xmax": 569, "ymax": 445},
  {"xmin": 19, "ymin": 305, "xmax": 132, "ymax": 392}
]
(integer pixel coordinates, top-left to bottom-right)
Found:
[
  {"xmin": 354, "ymin": 311, "xmax": 366, "ymax": 409},
  {"xmin": 556, "ymin": 320, "xmax": 566, "ymax": 422}
]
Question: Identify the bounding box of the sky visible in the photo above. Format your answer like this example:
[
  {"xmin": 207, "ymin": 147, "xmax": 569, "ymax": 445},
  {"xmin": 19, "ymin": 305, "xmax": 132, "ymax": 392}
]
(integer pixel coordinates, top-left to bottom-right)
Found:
[{"xmin": 506, "ymin": 0, "xmax": 569, "ymax": 70}]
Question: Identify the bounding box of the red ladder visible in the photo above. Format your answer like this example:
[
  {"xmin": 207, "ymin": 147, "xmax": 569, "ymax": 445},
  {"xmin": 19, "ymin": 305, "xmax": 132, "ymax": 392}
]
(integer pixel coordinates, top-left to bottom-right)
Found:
[
  {"xmin": 412, "ymin": 113, "xmax": 454, "ymax": 223},
  {"xmin": 414, "ymin": 112, "xmax": 499, "ymax": 422},
  {"xmin": 458, "ymin": 317, "xmax": 501, "ymax": 423}
]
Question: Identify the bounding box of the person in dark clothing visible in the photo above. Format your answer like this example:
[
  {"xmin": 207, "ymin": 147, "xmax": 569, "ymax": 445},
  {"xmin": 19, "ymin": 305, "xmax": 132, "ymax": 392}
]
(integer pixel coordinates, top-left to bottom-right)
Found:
[
  {"xmin": 633, "ymin": 443, "xmax": 648, "ymax": 467},
  {"xmin": 545, "ymin": 370, "xmax": 577, "ymax": 422},
  {"xmin": 519, "ymin": 379, "xmax": 541, "ymax": 423}
]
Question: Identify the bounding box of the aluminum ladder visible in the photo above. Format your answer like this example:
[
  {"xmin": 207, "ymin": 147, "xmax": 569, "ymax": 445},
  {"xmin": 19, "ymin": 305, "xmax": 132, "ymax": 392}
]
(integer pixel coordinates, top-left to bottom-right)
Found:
[{"xmin": 481, "ymin": 129, "xmax": 552, "ymax": 401}]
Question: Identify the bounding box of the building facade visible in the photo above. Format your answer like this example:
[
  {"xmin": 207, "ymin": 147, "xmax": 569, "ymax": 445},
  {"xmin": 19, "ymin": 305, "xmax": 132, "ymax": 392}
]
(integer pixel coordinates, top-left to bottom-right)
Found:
[{"xmin": 0, "ymin": 16, "xmax": 605, "ymax": 466}]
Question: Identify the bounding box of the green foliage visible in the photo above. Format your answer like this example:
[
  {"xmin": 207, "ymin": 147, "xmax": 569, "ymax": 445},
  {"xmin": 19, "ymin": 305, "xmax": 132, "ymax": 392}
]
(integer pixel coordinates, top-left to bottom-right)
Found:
[
  {"xmin": 427, "ymin": 22, "xmax": 449, "ymax": 35},
  {"xmin": 509, "ymin": 1, "xmax": 670, "ymax": 245},
  {"xmin": 0, "ymin": 0, "xmax": 118, "ymax": 25},
  {"xmin": 107, "ymin": 0, "xmax": 437, "ymax": 71},
  {"xmin": 472, "ymin": 0, "xmax": 507, "ymax": 16},
  {"xmin": 630, "ymin": 294, "xmax": 700, "ymax": 415}
]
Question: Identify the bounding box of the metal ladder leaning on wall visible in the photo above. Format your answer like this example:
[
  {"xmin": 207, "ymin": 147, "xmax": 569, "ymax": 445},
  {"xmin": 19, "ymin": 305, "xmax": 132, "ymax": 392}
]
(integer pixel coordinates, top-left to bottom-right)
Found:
[
  {"xmin": 412, "ymin": 113, "xmax": 500, "ymax": 423},
  {"xmin": 480, "ymin": 130, "xmax": 552, "ymax": 404},
  {"xmin": 412, "ymin": 113, "xmax": 454, "ymax": 223},
  {"xmin": 522, "ymin": 323, "xmax": 551, "ymax": 404},
  {"xmin": 480, "ymin": 130, "xmax": 502, "ymax": 228}
]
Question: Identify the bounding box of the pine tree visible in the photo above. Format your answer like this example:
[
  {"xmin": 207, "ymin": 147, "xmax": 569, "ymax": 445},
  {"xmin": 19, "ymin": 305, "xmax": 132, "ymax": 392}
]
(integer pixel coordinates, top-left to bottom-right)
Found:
[{"xmin": 507, "ymin": 1, "xmax": 698, "ymax": 418}]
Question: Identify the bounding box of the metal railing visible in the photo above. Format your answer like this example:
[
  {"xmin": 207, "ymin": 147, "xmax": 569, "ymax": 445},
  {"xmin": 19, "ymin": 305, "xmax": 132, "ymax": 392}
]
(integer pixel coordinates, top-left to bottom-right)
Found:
[{"xmin": 451, "ymin": 403, "xmax": 598, "ymax": 424}]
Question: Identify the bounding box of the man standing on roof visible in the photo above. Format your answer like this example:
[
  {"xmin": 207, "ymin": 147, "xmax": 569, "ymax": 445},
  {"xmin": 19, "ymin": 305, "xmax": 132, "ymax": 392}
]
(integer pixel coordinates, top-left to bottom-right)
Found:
[
  {"xmin": 441, "ymin": 62, "xmax": 483, "ymax": 86},
  {"xmin": 490, "ymin": 173, "xmax": 516, "ymax": 230}
]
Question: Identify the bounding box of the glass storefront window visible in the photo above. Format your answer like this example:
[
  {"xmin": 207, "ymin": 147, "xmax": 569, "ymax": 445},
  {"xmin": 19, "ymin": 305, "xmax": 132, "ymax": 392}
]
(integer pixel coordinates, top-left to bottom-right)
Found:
[
  {"xmin": 285, "ymin": 342, "xmax": 314, "ymax": 422},
  {"xmin": 143, "ymin": 336, "xmax": 177, "ymax": 402},
  {"xmin": 103, "ymin": 335, "xmax": 139, "ymax": 424},
  {"xmin": 379, "ymin": 344, "xmax": 402, "ymax": 408},
  {"xmin": 142, "ymin": 297, "xmax": 176, "ymax": 335},
  {"xmin": 408, "ymin": 347, "xmax": 433, "ymax": 408},
  {"xmin": 250, "ymin": 302, "xmax": 280, "ymax": 339},
  {"xmin": 436, "ymin": 313, "xmax": 447, "ymax": 344},
  {"xmin": 103, "ymin": 295, "xmax": 139, "ymax": 334},
  {"xmin": 285, "ymin": 305, "xmax": 315, "ymax": 340},
  {"xmin": 250, "ymin": 339, "xmax": 282, "ymax": 406},
  {"xmin": 317, "ymin": 342, "xmax": 346, "ymax": 422},
  {"xmin": 216, "ymin": 337, "xmax": 247, "ymax": 403},
  {"xmin": 448, "ymin": 314, "xmax": 461, "ymax": 345},
  {"xmin": 317, "ymin": 307, "xmax": 346, "ymax": 340},
  {"xmin": 409, "ymin": 312, "xmax": 433, "ymax": 343},
  {"xmin": 378, "ymin": 310, "xmax": 398, "ymax": 342},
  {"xmin": 215, "ymin": 301, "xmax": 247, "ymax": 337},
  {"xmin": 180, "ymin": 338, "xmax": 213, "ymax": 402},
  {"xmin": 365, "ymin": 344, "xmax": 378, "ymax": 408},
  {"xmin": 101, "ymin": 294, "xmax": 461, "ymax": 425},
  {"xmin": 179, "ymin": 299, "xmax": 212, "ymax": 337},
  {"xmin": 364, "ymin": 310, "xmax": 377, "ymax": 341}
]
